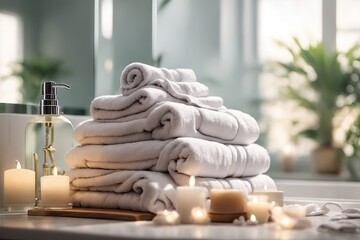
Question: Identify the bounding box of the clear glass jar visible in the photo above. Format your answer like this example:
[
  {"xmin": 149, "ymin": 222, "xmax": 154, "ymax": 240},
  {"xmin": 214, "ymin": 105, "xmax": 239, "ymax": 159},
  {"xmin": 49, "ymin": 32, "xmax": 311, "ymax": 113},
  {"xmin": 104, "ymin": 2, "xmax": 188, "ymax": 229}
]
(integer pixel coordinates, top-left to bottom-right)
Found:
[{"xmin": 25, "ymin": 114, "xmax": 73, "ymax": 208}]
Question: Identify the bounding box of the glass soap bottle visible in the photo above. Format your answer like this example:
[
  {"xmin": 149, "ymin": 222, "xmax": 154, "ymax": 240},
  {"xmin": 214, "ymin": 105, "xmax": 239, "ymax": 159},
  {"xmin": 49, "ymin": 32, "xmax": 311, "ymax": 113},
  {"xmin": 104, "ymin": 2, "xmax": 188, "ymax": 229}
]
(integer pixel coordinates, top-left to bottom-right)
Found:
[{"xmin": 25, "ymin": 81, "xmax": 73, "ymax": 208}]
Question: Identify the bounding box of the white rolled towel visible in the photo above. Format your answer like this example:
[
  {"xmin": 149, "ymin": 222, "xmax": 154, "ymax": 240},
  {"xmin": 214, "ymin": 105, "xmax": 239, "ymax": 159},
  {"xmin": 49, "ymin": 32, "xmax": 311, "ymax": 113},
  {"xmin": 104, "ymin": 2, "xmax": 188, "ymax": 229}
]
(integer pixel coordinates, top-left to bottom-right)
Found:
[
  {"xmin": 90, "ymin": 87, "xmax": 224, "ymax": 122},
  {"xmin": 70, "ymin": 169, "xmax": 277, "ymax": 213},
  {"xmin": 120, "ymin": 62, "xmax": 199, "ymax": 96},
  {"xmin": 76, "ymin": 101, "xmax": 259, "ymax": 145},
  {"xmin": 65, "ymin": 137, "xmax": 270, "ymax": 178}
]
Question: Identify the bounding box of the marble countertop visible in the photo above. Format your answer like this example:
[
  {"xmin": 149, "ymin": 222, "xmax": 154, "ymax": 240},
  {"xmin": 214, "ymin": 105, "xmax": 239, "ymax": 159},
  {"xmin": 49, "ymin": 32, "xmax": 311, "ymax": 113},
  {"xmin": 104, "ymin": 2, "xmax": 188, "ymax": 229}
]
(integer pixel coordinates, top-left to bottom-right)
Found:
[{"xmin": 0, "ymin": 211, "xmax": 357, "ymax": 240}]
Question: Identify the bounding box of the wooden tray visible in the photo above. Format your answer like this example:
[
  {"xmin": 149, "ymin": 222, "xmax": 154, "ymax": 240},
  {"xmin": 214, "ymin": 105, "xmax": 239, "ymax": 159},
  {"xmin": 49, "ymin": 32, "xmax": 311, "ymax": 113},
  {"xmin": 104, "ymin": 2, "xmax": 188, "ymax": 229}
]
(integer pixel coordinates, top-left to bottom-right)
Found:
[
  {"xmin": 28, "ymin": 207, "xmax": 155, "ymax": 221},
  {"xmin": 208, "ymin": 212, "xmax": 246, "ymax": 223}
]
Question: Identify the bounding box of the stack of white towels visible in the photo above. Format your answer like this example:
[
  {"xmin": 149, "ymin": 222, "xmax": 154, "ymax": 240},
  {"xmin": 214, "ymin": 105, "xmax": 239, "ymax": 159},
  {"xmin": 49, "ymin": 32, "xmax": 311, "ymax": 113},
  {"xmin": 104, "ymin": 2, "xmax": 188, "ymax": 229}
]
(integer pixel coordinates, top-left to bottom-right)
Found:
[{"xmin": 65, "ymin": 62, "xmax": 277, "ymax": 213}]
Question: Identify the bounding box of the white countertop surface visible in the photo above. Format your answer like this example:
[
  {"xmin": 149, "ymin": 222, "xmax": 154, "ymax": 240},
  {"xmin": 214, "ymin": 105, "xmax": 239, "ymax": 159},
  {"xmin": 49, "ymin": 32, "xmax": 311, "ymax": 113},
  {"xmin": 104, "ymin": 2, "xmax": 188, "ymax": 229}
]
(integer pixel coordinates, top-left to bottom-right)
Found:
[
  {"xmin": 2, "ymin": 181, "xmax": 360, "ymax": 240},
  {"xmin": 0, "ymin": 210, "xmax": 357, "ymax": 240}
]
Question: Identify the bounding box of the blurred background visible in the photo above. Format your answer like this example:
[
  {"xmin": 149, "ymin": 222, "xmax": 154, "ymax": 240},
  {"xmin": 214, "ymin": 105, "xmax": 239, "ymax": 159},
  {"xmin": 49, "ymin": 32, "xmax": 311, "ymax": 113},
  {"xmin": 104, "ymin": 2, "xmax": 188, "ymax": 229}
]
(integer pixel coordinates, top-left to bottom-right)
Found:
[{"xmin": 0, "ymin": 0, "xmax": 359, "ymax": 182}]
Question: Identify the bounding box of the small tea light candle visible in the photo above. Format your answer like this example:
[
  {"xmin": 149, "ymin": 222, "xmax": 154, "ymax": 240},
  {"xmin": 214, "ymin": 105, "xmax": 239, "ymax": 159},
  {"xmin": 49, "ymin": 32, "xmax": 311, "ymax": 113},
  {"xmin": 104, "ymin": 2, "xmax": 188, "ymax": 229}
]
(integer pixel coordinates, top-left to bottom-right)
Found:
[
  {"xmin": 246, "ymin": 195, "xmax": 270, "ymax": 224},
  {"xmin": 191, "ymin": 207, "xmax": 210, "ymax": 224},
  {"xmin": 253, "ymin": 185, "xmax": 284, "ymax": 207},
  {"xmin": 3, "ymin": 160, "xmax": 35, "ymax": 211},
  {"xmin": 40, "ymin": 167, "xmax": 70, "ymax": 209},
  {"xmin": 271, "ymin": 205, "xmax": 311, "ymax": 229},
  {"xmin": 246, "ymin": 214, "xmax": 259, "ymax": 225},
  {"xmin": 209, "ymin": 189, "xmax": 246, "ymax": 214},
  {"xmin": 176, "ymin": 176, "xmax": 207, "ymax": 223},
  {"xmin": 152, "ymin": 210, "xmax": 180, "ymax": 225}
]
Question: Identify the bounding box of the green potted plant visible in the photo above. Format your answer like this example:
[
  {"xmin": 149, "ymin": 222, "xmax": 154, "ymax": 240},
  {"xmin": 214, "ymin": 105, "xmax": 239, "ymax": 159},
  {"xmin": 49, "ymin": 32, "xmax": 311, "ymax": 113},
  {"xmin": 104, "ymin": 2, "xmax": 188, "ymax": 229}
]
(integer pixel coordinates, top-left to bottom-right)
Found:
[
  {"xmin": 344, "ymin": 115, "xmax": 360, "ymax": 180},
  {"xmin": 272, "ymin": 37, "xmax": 360, "ymax": 174},
  {"xmin": 5, "ymin": 55, "xmax": 68, "ymax": 103}
]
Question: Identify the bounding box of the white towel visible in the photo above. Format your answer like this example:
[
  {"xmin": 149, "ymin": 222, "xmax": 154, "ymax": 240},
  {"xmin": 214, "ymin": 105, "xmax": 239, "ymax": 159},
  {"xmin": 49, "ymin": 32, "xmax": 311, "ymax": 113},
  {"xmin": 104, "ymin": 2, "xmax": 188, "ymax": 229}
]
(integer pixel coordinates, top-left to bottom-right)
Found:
[
  {"xmin": 90, "ymin": 87, "xmax": 225, "ymax": 121},
  {"xmin": 70, "ymin": 170, "xmax": 177, "ymax": 213},
  {"xmin": 65, "ymin": 137, "xmax": 270, "ymax": 178},
  {"xmin": 74, "ymin": 118, "xmax": 153, "ymax": 145},
  {"xmin": 70, "ymin": 169, "xmax": 276, "ymax": 213},
  {"xmin": 169, "ymin": 173, "xmax": 277, "ymax": 191},
  {"xmin": 120, "ymin": 62, "xmax": 197, "ymax": 96},
  {"xmin": 76, "ymin": 102, "xmax": 259, "ymax": 145}
]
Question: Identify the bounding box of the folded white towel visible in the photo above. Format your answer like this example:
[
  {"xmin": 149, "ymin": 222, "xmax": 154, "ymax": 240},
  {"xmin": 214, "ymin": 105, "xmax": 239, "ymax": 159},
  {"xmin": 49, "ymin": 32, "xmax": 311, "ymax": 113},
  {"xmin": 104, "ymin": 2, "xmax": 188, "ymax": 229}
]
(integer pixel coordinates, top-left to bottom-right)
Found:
[
  {"xmin": 90, "ymin": 87, "xmax": 224, "ymax": 122},
  {"xmin": 169, "ymin": 173, "xmax": 277, "ymax": 191},
  {"xmin": 120, "ymin": 62, "xmax": 197, "ymax": 96},
  {"xmin": 76, "ymin": 102, "xmax": 259, "ymax": 145},
  {"xmin": 65, "ymin": 137, "xmax": 270, "ymax": 178},
  {"xmin": 74, "ymin": 118, "xmax": 153, "ymax": 145},
  {"xmin": 69, "ymin": 169, "xmax": 276, "ymax": 213}
]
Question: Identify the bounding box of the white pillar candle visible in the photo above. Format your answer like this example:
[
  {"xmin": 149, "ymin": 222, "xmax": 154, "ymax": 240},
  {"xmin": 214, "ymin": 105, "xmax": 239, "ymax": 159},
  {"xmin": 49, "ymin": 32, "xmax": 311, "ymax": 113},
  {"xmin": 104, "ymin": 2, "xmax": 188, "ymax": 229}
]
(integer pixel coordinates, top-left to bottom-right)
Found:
[
  {"xmin": 209, "ymin": 189, "xmax": 246, "ymax": 214},
  {"xmin": 253, "ymin": 185, "xmax": 284, "ymax": 207},
  {"xmin": 40, "ymin": 167, "xmax": 70, "ymax": 208},
  {"xmin": 176, "ymin": 176, "xmax": 207, "ymax": 223},
  {"xmin": 246, "ymin": 195, "xmax": 270, "ymax": 224},
  {"xmin": 3, "ymin": 160, "xmax": 35, "ymax": 211}
]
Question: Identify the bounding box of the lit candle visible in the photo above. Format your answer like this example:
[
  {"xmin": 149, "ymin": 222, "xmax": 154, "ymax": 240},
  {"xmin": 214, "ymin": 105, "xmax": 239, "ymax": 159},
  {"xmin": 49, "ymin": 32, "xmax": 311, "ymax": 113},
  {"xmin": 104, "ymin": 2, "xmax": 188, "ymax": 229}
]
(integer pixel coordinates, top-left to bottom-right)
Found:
[
  {"xmin": 3, "ymin": 160, "xmax": 35, "ymax": 211},
  {"xmin": 40, "ymin": 167, "xmax": 70, "ymax": 208},
  {"xmin": 246, "ymin": 214, "xmax": 259, "ymax": 225},
  {"xmin": 209, "ymin": 189, "xmax": 246, "ymax": 214},
  {"xmin": 253, "ymin": 185, "xmax": 284, "ymax": 207},
  {"xmin": 191, "ymin": 207, "xmax": 210, "ymax": 224},
  {"xmin": 152, "ymin": 210, "xmax": 180, "ymax": 225},
  {"xmin": 246, "ymin": 195, "xmax": 270, "ymax": 224},
  {"xmin": 271, "ymin": 205, "xmax": 311, "ymax": 229},
  {"xmin": 176, "ymin": 176, "xmax": 207, "ymax": 223}
]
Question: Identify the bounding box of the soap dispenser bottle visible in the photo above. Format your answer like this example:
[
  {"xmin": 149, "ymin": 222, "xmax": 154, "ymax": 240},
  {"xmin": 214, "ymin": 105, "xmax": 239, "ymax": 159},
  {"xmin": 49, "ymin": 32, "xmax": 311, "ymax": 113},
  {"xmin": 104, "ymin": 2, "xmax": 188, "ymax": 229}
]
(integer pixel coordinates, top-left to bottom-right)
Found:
[{"xmin": 25, "ymin": 81, "xmax": 73, "ymax": 208}]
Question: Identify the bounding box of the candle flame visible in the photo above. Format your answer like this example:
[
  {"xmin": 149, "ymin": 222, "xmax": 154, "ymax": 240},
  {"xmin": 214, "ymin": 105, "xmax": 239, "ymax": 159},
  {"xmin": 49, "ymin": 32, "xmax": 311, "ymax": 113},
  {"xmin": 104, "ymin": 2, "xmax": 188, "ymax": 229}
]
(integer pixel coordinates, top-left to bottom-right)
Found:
[
  {"xmin": 189, "ymin": 176, "xmax": 195, "ymax": 187},
  {"xmin": 15, "ymin": 160, "xmax": 21, "ymax": 169},
  {"xmin": 154, "ymin": 210, "xmax": 179, "ymax": 225},
  {"xmin": 252, "ymin": 196, "xmax": 258, "ymax": 203},
  {"xmin": 264, "ymin": 185, "xmax": 268, "ymax": 191},
  {"xmin": 191, "ymin": 207, "xmax": 206, "ymax": 218},
  {"xmin": 250, "ymin": 214, "xmax": 257, "ymax": 221},
  {"xmin": 191, "ymin": 207, "xmax": 210, "ymax": 224},
  {"xmin": 271, "ymin": 201, "xmax": 276, "ymax": 207},
  {"xmin": 53, "ymin": 167, "xmax": 58, "ymax": 176},
  {"xmin": 280, "ymin": 216, "xmax": 293, "ymax": 228}
]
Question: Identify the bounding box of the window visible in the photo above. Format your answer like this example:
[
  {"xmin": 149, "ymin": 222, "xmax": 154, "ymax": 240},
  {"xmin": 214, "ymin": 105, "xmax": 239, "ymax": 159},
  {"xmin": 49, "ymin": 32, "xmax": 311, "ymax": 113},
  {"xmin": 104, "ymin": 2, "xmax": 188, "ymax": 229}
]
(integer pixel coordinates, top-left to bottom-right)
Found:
[
  {"xmin": 337, "ymin": 0, "xmax": 360, "ymax": 52},
  {"xmin": 0, "ymin": 11, "xmax": 22, "ymax": 103},
  {"xmin": 257, "ymin": 0, "xmax": 322, "ymax": 155},
  {"xmin": 258, "ymin": 0, "xmax": 360, "ymax": 179}
]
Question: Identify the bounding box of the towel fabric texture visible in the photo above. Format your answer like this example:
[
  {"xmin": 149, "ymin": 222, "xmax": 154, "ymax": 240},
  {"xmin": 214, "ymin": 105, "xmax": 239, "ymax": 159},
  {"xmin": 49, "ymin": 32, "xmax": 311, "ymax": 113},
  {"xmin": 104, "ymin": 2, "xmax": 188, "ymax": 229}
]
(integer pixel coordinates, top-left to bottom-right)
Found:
[
  {"xmin": 67, "ymin": 62, "xmax": 276, "ymax": 213},
  {"xmin": 69, "ymin": 169, "xmax": 276, "ymax": 213},
  {"xmin": 120, "ymin": 62, "xmax": 197, "ymax": 96},
  {"xmin": 76, "ymin": 101, "xmax": 260, "ymax": 145},
  {"xmin": 65, "ymin": 137, "xmax": 270, "ymax": 179},
  {"xmin": 90, "ymin": 88, "xmax": 225, "ymax": 122}
]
